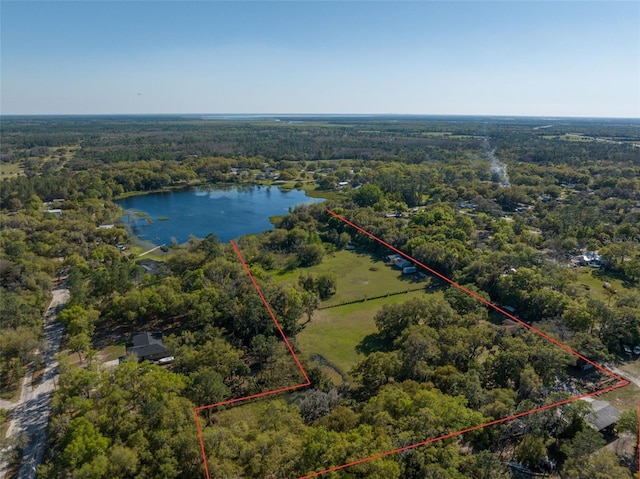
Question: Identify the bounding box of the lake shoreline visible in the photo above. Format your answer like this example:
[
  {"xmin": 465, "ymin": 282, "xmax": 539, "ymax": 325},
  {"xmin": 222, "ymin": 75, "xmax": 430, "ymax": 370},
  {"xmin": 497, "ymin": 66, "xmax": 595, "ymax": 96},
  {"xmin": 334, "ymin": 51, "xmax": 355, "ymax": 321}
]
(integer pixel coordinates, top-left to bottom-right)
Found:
[
  {"xmin": 117, "ymin": 184, "xmax": 324, "ymax": 246},
  {"xmin": 113, "ymin": 178, "xmax": 333, "ymax": 201}
]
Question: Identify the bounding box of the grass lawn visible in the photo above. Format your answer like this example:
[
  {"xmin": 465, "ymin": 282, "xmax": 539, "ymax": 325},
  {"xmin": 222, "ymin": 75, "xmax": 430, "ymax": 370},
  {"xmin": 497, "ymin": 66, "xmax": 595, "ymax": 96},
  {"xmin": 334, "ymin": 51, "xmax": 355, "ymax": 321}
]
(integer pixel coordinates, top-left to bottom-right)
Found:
[
  {"xmin": 277, "ymin": 249, "xmax": 436, "ymax": 384},
  {"xmin": 598, "ymin": 381, "xmax": 640, "ymax": 413},
  {"xmin": 296, "ymin": 290, "xmax": 428, "ymax": 384},
  {"xmin": 618, "ymin": 357, "xmax": 640, "ymax": 377},
  {"xmin": 98, "ymin": 345, "xmax": 126, "ymax": 362},
  {"xmin": 301, "ymin": 183, "xmax": 343, "ymax": 201},
  {"xmin": 41, "ymin": 145, "xmax": 79, "ymax": 160},
  {"xmin": 574, "ymin": 268, "xmax": 630, "ymax": 303},
  {"xmin": 251, "ymin": 179, "xmax": 340, "ymax": 201},
  {"xmin": 598, "ymin": 359, "xmax": 640, "ymax": 412},
  {"xmin": 275, "ymin": 249, "xmax": 430, "ymax": 307},
  {"xmin": 137, "ymin": 250, "xmax": 171, "ymax": 262},
  {"xmin": 558, "ymin": 135, "xmax": 592, "ymax": 142},
  {"xmin": 126, "ymin": 243, "xmax": 171, "ymax": 262},
  {"xmin": 35, "ymin": 145, "xmax": 81, "ymax": 173},
  {"xmin": 0, "ymin": 162, "xmax": 23, "ymax": 177}
]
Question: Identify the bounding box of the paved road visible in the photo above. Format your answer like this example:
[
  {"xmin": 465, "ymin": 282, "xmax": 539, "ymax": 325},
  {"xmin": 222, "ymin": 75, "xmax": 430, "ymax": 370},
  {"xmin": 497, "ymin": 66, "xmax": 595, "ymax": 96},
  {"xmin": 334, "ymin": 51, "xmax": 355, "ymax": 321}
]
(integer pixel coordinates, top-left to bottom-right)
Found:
[{"xmin": 0, "ymin": 288, "xmax": 69, "ymax": 479}]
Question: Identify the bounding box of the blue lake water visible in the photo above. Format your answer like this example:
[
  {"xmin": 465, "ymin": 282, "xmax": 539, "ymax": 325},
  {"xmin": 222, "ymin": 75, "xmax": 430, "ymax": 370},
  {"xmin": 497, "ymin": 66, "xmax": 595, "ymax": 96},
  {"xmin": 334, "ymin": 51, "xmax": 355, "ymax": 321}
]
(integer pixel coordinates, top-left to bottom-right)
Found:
[{"xmin": 116, "ymin": 185, "xmax": 323, "ymax": 245}]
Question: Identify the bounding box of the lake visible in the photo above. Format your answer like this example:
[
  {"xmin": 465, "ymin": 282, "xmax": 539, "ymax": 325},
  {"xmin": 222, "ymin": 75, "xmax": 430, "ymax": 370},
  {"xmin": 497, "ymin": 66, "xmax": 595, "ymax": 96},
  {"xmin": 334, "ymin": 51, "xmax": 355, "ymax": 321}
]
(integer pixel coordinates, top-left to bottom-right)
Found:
[{"xmin": 116, "ymin": 185, "xmax": 323, "ymax": 245}]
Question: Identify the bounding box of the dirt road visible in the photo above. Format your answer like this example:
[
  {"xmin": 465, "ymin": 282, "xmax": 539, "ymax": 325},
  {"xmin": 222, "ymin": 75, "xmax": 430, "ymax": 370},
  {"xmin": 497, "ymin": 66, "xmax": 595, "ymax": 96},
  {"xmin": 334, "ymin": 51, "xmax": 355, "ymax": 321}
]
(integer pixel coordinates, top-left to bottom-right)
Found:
[
  {"xmin": 0, "ymin": 288, "xmax": 69, "ymax": 479},
  {"xmin": 605, "ymin": 362, "xmax": 640, "ymax": 389}
]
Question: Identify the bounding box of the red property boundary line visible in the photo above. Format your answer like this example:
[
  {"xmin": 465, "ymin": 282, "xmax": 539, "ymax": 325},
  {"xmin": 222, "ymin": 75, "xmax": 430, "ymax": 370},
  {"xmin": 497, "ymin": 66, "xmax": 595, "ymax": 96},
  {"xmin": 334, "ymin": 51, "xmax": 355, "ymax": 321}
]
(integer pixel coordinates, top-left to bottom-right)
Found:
[
  {"xmin": 194, "ymin": 211, "xmax": 633, "ymax": 478},
  {"xmin": 194, "ymin": 240, "xmax": 310, "ymax": 479}
]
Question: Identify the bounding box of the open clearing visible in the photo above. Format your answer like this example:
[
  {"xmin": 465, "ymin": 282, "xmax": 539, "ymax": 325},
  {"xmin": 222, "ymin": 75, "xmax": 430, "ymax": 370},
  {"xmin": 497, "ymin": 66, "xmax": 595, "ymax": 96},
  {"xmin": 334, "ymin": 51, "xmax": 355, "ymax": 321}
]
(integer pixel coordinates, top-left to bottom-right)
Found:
[
  {"xmin": 599, "ymin": 380, "xmax": 640, "ymax": 412},
  {"xmin": 97, "ymin": 344, "xmax": 126, "ymax": 362},
  {"xmin": 588, "ymin": 359, "xmax": 640, "ymax": 412},
  {"xmin": 575, "ymin": 268, "xmax": 630, "ymax": 303},
  {"xmin": 41, "ymin": 145, "xmax": 80, "ymax": 162},
  {"xmin": 198, "ymin": 216, "xmax": 638, "ymax": 478},
  {"xmin": 291, "ymin": 249, "xmax": 433, "ymax": 384},
  {"xmin": 277, "ymin": 249, "xmax": 428, "ymax": 307},
  {"xmin": 619, "ymin": 357, "xmax": 640, "ymax": 377},
  {"xmin": 0, "ymin": 162, "xmax": 23, "ymax": 177},
  {"xmin": 297, "ymin": 290, "xmax": 428, "ymax": 383}
]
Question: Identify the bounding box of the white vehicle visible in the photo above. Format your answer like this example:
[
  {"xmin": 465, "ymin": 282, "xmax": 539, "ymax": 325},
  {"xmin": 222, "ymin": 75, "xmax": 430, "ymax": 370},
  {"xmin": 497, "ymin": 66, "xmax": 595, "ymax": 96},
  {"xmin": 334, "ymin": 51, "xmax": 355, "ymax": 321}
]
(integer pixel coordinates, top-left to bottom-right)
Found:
[{"xmin": 157, "ymin": 356, "xmax": 175, "ymax": 364}]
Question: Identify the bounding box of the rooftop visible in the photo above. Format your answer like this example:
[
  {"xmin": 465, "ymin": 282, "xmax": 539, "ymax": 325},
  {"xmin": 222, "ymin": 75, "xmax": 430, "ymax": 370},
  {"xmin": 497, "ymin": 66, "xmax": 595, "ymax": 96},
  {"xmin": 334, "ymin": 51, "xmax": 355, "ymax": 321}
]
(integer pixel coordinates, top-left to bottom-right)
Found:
[
  {"xmin": 582, "ymin": 398, "xmax": 621, "ymax": 431},
  {"xmin": 126, "ymin": 332, "xmax": 168, "ymax": 360}
]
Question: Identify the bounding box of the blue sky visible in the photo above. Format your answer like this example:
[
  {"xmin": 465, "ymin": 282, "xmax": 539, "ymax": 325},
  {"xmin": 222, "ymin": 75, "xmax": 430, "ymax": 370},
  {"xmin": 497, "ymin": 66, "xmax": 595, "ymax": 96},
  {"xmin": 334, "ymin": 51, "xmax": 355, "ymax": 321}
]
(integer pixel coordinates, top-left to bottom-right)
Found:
[{"xmin": 2, "ymin": 1, "xmax": 638, "ymax": 117}]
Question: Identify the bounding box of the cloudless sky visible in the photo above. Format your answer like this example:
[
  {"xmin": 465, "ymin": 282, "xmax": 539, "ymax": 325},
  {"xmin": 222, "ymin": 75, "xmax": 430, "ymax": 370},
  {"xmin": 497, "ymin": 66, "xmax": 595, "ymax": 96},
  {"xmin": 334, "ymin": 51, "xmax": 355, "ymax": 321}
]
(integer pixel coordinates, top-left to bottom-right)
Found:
[{"xmin": 1, "ymin": 1, "xmax": 638, "ymax": 117}]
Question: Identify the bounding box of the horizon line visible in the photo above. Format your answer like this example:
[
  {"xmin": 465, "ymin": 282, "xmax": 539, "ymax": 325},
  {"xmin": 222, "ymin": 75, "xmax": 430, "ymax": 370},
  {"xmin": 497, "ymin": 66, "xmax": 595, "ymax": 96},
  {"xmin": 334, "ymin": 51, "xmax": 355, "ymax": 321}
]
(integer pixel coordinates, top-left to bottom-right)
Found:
[{"xmin": 1, "ymin": 112, "xmax": 639, "ymax": 121}]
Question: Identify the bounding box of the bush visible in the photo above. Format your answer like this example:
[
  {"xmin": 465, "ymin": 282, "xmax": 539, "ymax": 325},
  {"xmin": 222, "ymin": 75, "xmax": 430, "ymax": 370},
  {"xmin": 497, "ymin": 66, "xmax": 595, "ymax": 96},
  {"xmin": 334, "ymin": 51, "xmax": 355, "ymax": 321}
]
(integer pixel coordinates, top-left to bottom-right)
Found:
[
  {"xmin": 316, "ymin": 273, "xmax": 337, "ymax": 300},
  {"xmin": 297, "ymin": 244, "xmax": 324, "ymax": 267}
]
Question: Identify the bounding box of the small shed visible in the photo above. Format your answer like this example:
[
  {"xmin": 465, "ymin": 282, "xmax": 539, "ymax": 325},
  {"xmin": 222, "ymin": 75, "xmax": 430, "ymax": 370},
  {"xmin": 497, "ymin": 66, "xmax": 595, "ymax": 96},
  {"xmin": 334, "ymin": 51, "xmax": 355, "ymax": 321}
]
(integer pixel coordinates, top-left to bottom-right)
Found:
[{"xmin": 582, "ymin": 398, "xmax": 621, "ymax": 433}]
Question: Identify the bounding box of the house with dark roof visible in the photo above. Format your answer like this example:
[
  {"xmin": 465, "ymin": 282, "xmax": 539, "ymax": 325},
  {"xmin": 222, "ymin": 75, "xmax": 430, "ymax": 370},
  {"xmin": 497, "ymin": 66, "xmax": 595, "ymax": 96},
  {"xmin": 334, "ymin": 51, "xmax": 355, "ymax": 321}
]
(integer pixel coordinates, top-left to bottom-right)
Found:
[
  {"xmin": 138, "ymin": 258, "xmax": 166, "ymax": 276},
  {"xmin": 582, "ymin": 398, "xmax": 621, "ymax": 433},
  {"xmin": 126, "ymin": 332, "xmax": 169, "ymax": 362}
]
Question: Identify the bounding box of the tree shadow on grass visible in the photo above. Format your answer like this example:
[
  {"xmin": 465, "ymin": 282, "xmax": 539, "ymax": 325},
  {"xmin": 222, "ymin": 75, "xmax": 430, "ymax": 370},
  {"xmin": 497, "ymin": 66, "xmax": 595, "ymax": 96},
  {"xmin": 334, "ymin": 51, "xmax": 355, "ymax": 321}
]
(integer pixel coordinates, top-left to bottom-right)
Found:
[
  {"xmin": 356, "ymin": 332, "xmax": 392, "ymax": 356},
  {"xmin": 591, "ymin": 268, "xmax": 638, "ymax": 291}
]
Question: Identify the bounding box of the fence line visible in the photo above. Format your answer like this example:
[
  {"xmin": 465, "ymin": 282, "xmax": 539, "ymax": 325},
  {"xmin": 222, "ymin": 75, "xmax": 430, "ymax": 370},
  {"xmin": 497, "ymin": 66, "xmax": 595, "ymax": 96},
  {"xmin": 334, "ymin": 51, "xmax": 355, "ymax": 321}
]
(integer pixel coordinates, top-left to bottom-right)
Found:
[{"xmin": 318, "ymin": 286, "xmax": 425, "ymax": 310}]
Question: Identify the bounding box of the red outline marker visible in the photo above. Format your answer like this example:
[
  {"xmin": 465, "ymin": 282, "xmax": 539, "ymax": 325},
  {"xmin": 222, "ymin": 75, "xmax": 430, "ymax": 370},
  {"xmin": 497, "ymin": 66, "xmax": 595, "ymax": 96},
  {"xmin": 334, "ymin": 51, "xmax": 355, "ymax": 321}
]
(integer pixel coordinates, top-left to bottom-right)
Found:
[
  {"xmin": 194, "ymin": 241, "xmax": 310, "ymax": 479},
  {"xmin": 194, "ymin": 212, "xmax": 630, "ymax": 478},
  {"xmin": 326, "ymin": 209, "xmax": 625, "ymax": 381}
]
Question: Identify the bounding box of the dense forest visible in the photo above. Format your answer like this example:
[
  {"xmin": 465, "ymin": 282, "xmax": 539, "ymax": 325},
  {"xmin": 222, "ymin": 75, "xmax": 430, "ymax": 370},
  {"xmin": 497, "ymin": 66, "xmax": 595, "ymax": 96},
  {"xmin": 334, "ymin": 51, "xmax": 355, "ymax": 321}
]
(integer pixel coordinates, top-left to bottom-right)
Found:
[{"xmin": 1, "ymin": 115, "xmax": 639, "ymax": 478}]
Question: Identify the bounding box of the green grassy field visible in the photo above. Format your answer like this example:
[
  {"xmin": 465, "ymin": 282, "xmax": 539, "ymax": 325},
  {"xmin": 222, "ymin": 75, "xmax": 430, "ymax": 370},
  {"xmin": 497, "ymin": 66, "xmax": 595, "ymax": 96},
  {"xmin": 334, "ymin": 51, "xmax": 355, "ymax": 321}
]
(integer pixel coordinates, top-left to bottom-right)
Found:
[
  {"xmin": 276, "ymin": 249, "xmax": 429, "ymax": 307},
  {"xmin": 301, "ymin": 183, "xmax": 343, "ymax": 201},
  {"xmin": 574, "ymin": 268, "xmax": 629, "ymax": 303},
  {"xmin": 599, "ymin": 381, "xmax": 640, "ymax": 413},
  {"xmin": 287, "ymin": 249, "xmax": 435, "ymax": 384},
  {"xmin": 1, "ymin": 144, "xmax": 84, "ymax": 180},
  {"xmin": 38, "ymin": 145, "xmax": 80, "ymax": 171},
  {"xmin": 552, "ymin": 135, "xmax": 592, "ymax": 142},
  {"xmin": 251, "ymin": 178, "xmax": 341, "ymax": 202},
  {"xmin": 42, "ymin": 145, "xmax": 80, "ymax": 160},
  {"xmin": 594, "ymin": 358, "xmax": 640, "ymax": 412},
  {"xmin": 297, "ymin": 290, "xmax": 428, "ymax": 384},
  {"xmin": 276, "ymin": 249, "xmax": 437, "ymax": 384},
  {"xmin": 0, "ymin": 162, "xmax": 23, "ymax": 177}
]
